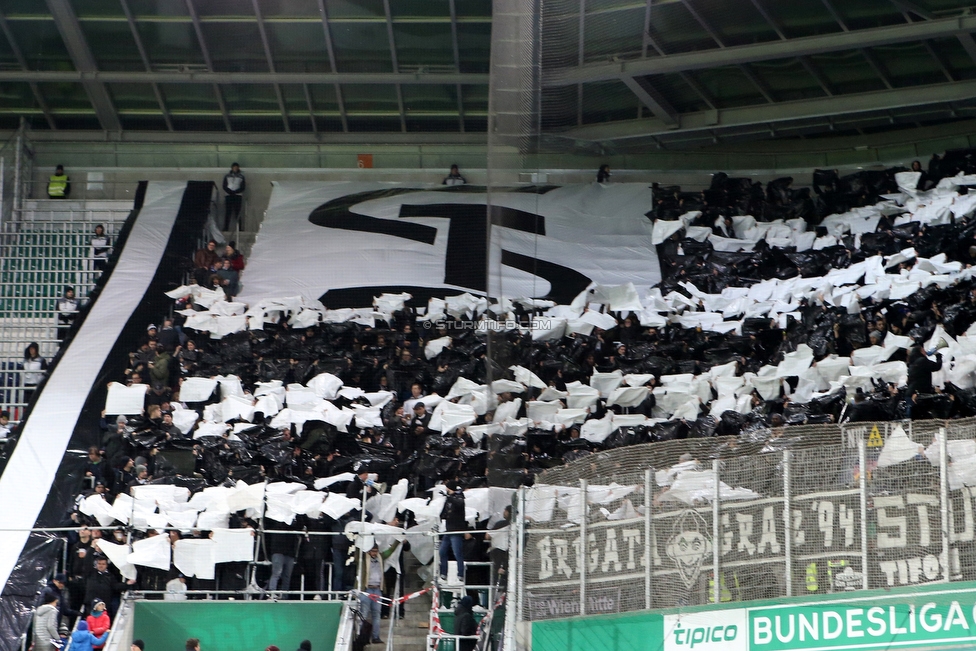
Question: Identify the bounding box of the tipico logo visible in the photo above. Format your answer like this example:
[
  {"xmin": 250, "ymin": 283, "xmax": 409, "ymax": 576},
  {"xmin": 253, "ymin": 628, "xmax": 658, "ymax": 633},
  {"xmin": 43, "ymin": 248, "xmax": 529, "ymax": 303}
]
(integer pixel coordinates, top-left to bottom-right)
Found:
[{"xmin": 664, "ymin": 610, "xmax": 748, "ymax": 651}]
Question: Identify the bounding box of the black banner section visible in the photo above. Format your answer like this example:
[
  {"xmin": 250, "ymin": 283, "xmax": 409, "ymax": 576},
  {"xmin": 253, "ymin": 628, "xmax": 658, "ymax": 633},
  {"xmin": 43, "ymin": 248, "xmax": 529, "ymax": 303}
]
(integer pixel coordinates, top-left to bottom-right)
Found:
[{"xmin": 0, "ymin": 182, "xmax": 213, "ymax": 651}]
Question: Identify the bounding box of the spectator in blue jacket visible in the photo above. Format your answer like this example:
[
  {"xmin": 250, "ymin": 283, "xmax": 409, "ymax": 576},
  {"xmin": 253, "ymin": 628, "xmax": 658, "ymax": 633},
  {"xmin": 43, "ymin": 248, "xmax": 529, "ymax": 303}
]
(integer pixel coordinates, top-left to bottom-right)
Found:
[{"xmin": 70, "ymin": 619, "xmax": 109, "ymax": 651}]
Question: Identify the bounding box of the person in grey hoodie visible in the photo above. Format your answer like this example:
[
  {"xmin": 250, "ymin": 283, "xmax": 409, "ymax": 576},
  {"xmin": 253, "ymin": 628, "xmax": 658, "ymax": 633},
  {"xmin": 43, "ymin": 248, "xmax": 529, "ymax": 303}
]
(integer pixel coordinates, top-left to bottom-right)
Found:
[{"xmin": 32, "ymin": 592, "xmax": 60, "ymax": 651}]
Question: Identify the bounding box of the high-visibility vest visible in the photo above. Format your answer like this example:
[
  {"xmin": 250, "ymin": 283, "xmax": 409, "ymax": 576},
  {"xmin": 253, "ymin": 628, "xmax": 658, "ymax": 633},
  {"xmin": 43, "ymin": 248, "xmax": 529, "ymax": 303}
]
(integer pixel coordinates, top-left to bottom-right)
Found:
[{"xmin": 48, "ymin": 174, "xmax": 68, "ymax": 197}]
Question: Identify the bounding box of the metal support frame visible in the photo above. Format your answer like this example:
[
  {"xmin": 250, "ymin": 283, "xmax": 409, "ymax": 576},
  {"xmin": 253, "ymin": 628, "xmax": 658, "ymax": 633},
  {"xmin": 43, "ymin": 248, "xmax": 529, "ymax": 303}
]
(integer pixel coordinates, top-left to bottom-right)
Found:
[
  {"xmin": 317, "ymin": 0, "xmax": 349, "ymax": 132},
  {"xmin": 44, "ymin": 0, "xmax": 121, "ymax": 131},
  {"xmin": 739, "ymin": 63, "xmax": 775, "ymax": 102},
  {"xmin": 860, "ymin": 48, "xmax": 894, "ymax": 89},
  {"xmin": 783, "ymin": 451, "xmax": 792, "ymax": 597},
  {"xmin": 939, "ymin": 427, "xmax": 951, "ymax": 583},
  {"xmin": 644, "ymin": 468, "xmax": 653, "ymax": 609},
  {"xmin": 679, "ymin": 72, "xmax": 716, "ymax": 110},
  {"xmin": 858, "ymin": 435, "xmax": 869, "ymax": 590},
  {"xmin": 0, "ymin": 70, "xmax": 490, "ymax": 86},
  {"xmin": 579, "ymin": 479, "xmax": 588, "ymax": 615},
  {"xmin": 251, "ymin": 0, "xmax": 290, "ymax": 132},
  {"xmin": 820, "ymin": 0, "xmax": 849, "ymax": 31},
  {"xmin": 0, "ymin": 11, "xmax": 55, "ymax": 130},
  {"xmin": 621, "ymin": 76, "xmax": 679, "ymax": 125},
  {"xmin": 119, "ymin": 0, "xmax": 173, "ymax": 131},
  {"xmin": 301, "ymin": 83, "xmax": 318, "ymax": 133},
  {"xmin": 800, "ymin": 56, "xmax": 834, "ymax": 96},
  {"xmin": 712, "ymin": 459, "xmax": 721, "ymax": 604},
  {"xmin": 750, "ymin": 0, "xmax": 786, "ymax": 40},
  {"xmin": 382, "ymin": 0, "xmax": 407, "ymax": 133},
  {"xmin": 185, "ymin": 0, "xmax": 232, "ymax": 132},
  {"xmin": 682, "ymin": 0, "xmax": 726, "ymax": 48},
  {"xmin": 448, "ymin": 0, "xmax": 466, "ymax": 132},
  {"xmin": 503, "ymin": 488, "xmax": 523, "ymax": 651},
  {"xmin": 577, "ymin": 0, "xmax": 586, "ymax": 126},
  {"xmin": 544, "ymin": 14, "xmax": 976, "ymax": 86},
  {"xmin": 561, "ymin": 77, "xmax": 976, "ymax": 142}
]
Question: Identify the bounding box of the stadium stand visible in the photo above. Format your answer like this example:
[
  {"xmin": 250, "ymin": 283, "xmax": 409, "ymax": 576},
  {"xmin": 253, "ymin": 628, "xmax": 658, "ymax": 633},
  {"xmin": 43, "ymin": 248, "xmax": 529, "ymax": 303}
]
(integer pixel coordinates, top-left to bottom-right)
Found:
[{"xmin": 11, "ymin": 3, "xmax": 976, "ymax": 651}]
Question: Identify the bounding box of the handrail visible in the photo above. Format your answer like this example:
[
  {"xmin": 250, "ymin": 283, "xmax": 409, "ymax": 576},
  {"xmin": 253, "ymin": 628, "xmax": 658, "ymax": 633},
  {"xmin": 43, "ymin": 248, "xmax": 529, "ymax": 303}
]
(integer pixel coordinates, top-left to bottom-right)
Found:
[{"xmin": 101, "ymin": 595, "xmax": 132, "ymax": 651}]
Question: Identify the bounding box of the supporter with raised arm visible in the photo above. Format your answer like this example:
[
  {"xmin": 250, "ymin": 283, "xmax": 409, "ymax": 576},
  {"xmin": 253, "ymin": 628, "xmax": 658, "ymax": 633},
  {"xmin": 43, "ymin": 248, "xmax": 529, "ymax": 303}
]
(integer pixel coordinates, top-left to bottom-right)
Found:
[{"xmin": 357, "ymin": 540, "xmax": 401, "ymax": 645}]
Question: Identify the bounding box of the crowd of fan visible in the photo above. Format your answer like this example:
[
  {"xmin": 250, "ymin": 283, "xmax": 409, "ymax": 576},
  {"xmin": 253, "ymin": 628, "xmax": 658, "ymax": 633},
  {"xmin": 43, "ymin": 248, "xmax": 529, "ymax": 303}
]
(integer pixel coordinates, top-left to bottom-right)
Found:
[{"xmin": 32, "ymin": 152, "xmax": 976, "ymax": 647}]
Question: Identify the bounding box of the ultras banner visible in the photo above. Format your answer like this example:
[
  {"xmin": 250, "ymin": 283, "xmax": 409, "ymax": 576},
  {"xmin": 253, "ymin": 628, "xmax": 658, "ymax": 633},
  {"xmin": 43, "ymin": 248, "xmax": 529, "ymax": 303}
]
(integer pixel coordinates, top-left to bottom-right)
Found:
[{"xmin": 238, "ymin": 182, "xmax": 660, "ymax": 307}]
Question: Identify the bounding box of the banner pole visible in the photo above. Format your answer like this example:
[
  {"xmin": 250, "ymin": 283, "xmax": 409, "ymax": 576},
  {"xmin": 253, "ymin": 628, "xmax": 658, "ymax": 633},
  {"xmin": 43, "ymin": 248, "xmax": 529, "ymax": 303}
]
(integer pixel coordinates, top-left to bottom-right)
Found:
[
  {"xmin": 939, "ymin": 427, "xmax": 950, "ymax": 583},
  {"xmin": 644, "ymin": 468, "xmax": 653, "ymax": 610},
  {"xmin": 579, "ymin": 479, "xmax": 588, "ymax": 616},
  {"xmin": 859, "ymin": 435, "xmax": 869, "ymax": 590},
  {"xmin": 712, "ymin": 459, "xmax": 720, "ymax": 605},
  {"xmin": 783, "ymin": 450, "xmax": 792, "ymax": 598}
]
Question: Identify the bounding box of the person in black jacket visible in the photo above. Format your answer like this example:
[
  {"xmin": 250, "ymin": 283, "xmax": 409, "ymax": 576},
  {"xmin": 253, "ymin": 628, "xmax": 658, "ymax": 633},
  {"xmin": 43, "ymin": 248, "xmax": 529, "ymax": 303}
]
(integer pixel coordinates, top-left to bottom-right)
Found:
[
  {"xmin": 453, "ymin": 595, "xmax": 477, "ymax": 651},
  {"xmin": 439, "ymin": 482, "xmax": 467, "ymax": 582},
  {"xmin": 907, "ymin": 347, "xmax": 942, "ymax": 397},
  {"xmin": 265, "ymin": 517, "xmax": 301, "ymax": 599},
  {"xmin": 84, "ymin": 556, "xmax": 127, "ymax": 618},
  {"xmin": 39, "ymin": 573, "xmax": 80, "ymax": 627},
  {"xmin": 906, "ymin": 346, "xmax": 943, "ymax": 418}
]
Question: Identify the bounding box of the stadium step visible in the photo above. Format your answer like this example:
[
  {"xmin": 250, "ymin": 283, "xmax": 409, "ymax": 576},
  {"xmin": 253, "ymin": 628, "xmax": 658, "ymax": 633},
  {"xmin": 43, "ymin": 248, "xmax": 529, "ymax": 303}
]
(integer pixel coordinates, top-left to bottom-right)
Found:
[{"xmin": 0, "ymin": 197, "xmax": 133, "ymax": 416}]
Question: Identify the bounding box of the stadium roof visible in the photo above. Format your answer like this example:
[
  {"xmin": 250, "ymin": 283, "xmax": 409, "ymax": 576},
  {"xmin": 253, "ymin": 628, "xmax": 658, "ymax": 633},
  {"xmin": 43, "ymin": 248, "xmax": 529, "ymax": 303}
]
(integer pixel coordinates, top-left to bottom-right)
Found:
[{"xmin": 3, "ymin": 0, "xmax": 976, "ymax": 153}]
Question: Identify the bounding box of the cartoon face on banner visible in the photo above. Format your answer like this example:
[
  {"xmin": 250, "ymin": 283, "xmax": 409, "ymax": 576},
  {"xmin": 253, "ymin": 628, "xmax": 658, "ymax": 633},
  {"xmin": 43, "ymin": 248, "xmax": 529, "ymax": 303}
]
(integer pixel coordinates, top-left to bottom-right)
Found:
[
  {"xmin": 666, "ymin": 510, "xmax": 713, "ymax": 589},
  {"xmin": 237, "ymin": 182, "xmax": 660, "ymax": 307}
]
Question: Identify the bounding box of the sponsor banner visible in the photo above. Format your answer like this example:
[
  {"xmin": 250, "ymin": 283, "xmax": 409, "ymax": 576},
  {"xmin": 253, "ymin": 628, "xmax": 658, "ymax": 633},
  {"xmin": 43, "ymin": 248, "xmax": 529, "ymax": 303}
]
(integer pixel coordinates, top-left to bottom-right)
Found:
[
  {"xmin": 664, "ymin": 610, "xmax": 747, "ymax": 651},
  {"xmin": 749, "ymin": 590, "xmax": 976, "ymax": 651},
  {"xmin": 532, "ymin": 584, "xmax": 976, "ymax": 651}
]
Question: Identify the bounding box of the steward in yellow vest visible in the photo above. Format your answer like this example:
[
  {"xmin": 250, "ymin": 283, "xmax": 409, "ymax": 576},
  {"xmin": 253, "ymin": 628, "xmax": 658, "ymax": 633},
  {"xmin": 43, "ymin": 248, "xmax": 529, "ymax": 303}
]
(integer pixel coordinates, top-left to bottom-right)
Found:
[{"xmin": 47, "ymin": 165, "xmax": 69, "ymax": 199}]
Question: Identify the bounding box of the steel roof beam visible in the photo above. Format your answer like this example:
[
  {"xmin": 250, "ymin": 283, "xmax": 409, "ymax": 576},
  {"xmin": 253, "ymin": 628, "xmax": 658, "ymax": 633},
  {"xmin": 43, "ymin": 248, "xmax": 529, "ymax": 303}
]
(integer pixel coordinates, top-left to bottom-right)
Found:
[
  {"xmin": 544, "ymin": 13, "xmax": 976, "ymax": 86},
  {"xmin": 860, "ymin": 48, "xmax": 893, "ymax": 89},
  {"xmin": 448, "ymin": 0, "xmax": 465, "ymax": 132},
  {"xmin": 250, "ymin": 0, "xmax": 289, "ymax": 132},
  {"xmin": 316, "ymin": 0, "xmax": 348, "ymax": 132},
  {"xmin": 119, "ymin": 0, "xmax": 173, "ymax": 131},
  {"xmin": 0, "ymin": 71, "xmax": 488, "ymax": 85},
  {"xmin": 681, "ymin": 0, "xmax": 725, "ymax": 48},
  {"xmin": 0, "ymin": 9, "xmax": 55, "ymax": 129},
  {"xmin": 558, "ymin": 78, "xmax": 976, "ymax": 142},
  {"xmin": 739, "ymin": 63, "xmax": 775, "ymax": 102},
  {"xmin": 382, "ymin": 0, "xmax": 406, "ymax": 133},
  {"xmin": 799, "ymin": 56, "xmax": 833, "ymax": 96},
  {"xmin": 620, "ymin": 76, "xmax": 679, "ymax": 125},
  {"xmin": 184, "ymin": 0, "xmax": 231, "ymax": 132},
  {"xmin": 45, "ymin": 0, "xmax": 120, "ymax": 131}
]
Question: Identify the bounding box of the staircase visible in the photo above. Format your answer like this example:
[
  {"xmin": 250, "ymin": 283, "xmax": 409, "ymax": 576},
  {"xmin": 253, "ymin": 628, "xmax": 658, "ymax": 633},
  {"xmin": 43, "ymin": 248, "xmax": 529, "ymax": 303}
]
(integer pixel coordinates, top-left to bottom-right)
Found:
[
  {"xmin": 389, "ymin": 554, "xmax": 431, "ymax": 651},
  {"xmin": 0, "ymin": 198, "xmax": 133, "ymax": 418}
]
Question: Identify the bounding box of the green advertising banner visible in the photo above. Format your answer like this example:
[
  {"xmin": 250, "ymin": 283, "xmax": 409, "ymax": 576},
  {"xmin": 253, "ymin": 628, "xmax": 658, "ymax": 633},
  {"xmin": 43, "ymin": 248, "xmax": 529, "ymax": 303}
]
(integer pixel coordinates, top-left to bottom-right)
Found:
[
  {"xmin": 133, "ymin": 601, "xmax": 343, "ymax": 651},
  {"xmin": 532, "ymin": 582, "xmax": 976, "ymax": 651}
]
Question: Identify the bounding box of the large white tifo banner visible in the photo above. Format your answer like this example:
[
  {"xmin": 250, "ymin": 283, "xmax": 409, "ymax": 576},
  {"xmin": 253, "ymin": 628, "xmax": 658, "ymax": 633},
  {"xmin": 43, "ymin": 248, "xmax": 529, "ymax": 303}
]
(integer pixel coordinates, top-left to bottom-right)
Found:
[{"xmin": 239, "ymin": 182, "xmax": 660, "ymax": 307}]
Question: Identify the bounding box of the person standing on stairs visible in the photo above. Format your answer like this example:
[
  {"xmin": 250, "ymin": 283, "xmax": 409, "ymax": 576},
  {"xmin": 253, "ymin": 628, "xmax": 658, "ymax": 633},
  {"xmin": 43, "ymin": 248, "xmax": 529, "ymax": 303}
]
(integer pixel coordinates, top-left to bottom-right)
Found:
[
  {"xmin": 358, "ymin": 540, "xmax": 401, "ymax": 645},
  {"xmin": 47, "ymin": 165, "xmax": 70, "ymax": 199},
  {"xmin": 222, "ymin": 163, "xmax": 246, "ymax": 231},
  {"xmin": 56, "ymin": 286, "xmax": 79, "ymax": 343},
  {"xmin": 21, "ymin": 342, "xmax": 47, "ymax": 405}
]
